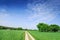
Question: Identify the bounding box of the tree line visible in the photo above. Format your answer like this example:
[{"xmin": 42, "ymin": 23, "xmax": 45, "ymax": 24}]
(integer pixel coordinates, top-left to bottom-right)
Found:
[
  {"xmin": 0, "ymin": 26, "xmax": 23, "ymax": 30},
  {"xmin": 37, "ymin": 23, "xmax": 60, "ymax": 32}
]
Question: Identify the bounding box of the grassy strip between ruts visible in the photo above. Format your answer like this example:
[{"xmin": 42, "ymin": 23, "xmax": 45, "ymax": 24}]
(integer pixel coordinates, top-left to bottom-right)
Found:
[
  {"xmin": 29, "ymin": 30, "xmax": 60, "ymax": 40},
  {"xmin": 0, "ymin": 30, "xmax": 25, "ymax": 40}
]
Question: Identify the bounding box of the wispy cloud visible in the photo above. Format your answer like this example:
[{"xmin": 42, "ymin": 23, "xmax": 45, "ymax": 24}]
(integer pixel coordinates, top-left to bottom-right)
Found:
[
  {"xmin": 0, "ymin": 9, "xmax": 9, "ymax": 18},
  {"xmin": 26, "ymin": 0, "xmax": 57, "ymax": 23},
  {"xmin": 23, "ymin": 0, "xmax": 59, "ymax": 29},
  {"xmin": 0, "ymin": 9, "xmax": 10, "ymax": 26},
  {"xmin": 0, "ymin": 13, "xmax": 9, "ymax": 18}
]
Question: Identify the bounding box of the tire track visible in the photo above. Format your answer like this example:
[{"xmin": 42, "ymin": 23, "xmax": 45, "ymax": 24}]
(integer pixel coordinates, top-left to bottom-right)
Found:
[{"xmin": 25, "ymin": 31, "xmax": 35, "ymax": 40}]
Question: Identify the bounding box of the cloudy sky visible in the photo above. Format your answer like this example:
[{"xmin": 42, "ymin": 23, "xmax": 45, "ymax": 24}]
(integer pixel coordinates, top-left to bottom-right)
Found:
[{"xmin": 0, "ymin": 0, "xmax": 60, "ymax": 29}]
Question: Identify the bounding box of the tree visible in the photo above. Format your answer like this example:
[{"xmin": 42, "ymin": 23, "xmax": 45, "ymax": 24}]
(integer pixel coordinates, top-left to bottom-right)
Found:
[
  {"xmin": 37, "ymin": 23, "xmax": 49, "ymax": 32},
  {"xmin": 49, "ymin": 24, "xmax": 59, "ymax": 32},
  {"xmin": 37, "ymin": 23, "xmax": 60, "ymax": 32},
  {"xmin": 17, "ymin": 27, "xmax": 23, "ymax": 30},
  {"xmin": 0, "ymin": 25, "xmax": 23, "ymax": 30},
  {"xmin": 0, "ymin": 26, "xmax": 4, "ymax": 29}
]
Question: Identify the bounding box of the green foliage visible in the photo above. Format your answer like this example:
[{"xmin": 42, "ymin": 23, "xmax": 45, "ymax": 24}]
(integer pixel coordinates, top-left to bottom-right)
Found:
[
  {"xmin": 49, "ymin": 24, "xmax": 59, "ymax": 32},
  {"xmin": 17, "ymin": 27, "xmax": 23, "ymax": 30},
  {"xmin": 0, "ymin": 26, "xmax": 23, "ymax": 30},
  {"xmin": 37, "ymin": 23, "xmax": 60, "ymax": 32},
  {"xmin": 37, "ymin": 23, "xmax": 49, "ymax": 32}
]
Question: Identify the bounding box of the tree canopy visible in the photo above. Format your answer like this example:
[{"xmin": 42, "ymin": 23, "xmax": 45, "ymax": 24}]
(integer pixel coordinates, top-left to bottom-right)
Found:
[
  {"xmin": 0, "ymin": 26, "xmax": 23, "ymax": 30},
  {"xmin": 37, "ymin": 23, "xmax": 60, "ymax": 32}
]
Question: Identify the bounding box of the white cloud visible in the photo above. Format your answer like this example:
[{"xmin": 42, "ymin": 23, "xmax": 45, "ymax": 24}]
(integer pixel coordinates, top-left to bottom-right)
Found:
[
  {"xmin": 26, "ymin": 0, "xmax": 57, "ymax": 23},
  {"xmin": 24, "ymin": 0, "xmax": 58, "ymax": 29},
  {"xmin": 0, "ymin": 9, "xmax": 10, "ymax": 25},
  {"xmin": 0, "ymin": 9, "xmax": 9, "ymax": 18},
  {"xmin": 0, "ymin": 13, "xmax": 9, "ymax": 17}
]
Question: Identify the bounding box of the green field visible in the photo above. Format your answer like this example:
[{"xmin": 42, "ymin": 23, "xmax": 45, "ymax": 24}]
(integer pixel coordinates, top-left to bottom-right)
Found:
[
  {"xmin": 0, "ymin": 30, "xmax": 60, "ymax": 40},
  {"xmin": 29, "ymin": 31, "xmax": 60, "ymax": 40},
  {"xmin": 0, "ymin": 30, "xmax": 25, "ymax": 40}
]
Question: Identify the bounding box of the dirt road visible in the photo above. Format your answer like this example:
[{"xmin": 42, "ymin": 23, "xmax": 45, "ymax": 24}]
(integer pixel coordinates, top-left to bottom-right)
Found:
[{"xmin": 25, "ymin": 31, "xmax": 35, "ymax": 40}]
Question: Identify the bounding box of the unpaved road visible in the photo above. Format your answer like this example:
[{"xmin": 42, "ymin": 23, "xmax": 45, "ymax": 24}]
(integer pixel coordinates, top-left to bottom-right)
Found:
[{"xmin": 25, "ymin": 31, "xmax": 35, "ymax": 40}]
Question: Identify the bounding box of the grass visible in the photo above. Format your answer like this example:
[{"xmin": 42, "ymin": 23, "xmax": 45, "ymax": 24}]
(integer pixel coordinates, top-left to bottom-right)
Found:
[
  {"xmin": 29, "ymin": 30, "xmax": 60, "ymax": 40},
  {"xmin": 0, "ymin": 30, "xmax": 25, "ymax": 40},
  {"xmin": 0, "ymin": 30, "xmax": 60, "ymax": 40}
]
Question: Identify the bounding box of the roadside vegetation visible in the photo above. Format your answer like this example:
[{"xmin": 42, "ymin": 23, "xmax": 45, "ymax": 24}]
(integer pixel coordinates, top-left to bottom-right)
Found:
[
  {"xmin": 29, "ymin": 31, "xmax": 60, "ymax": 40},
  {"xmin": 0, "ymin": 30, "xmax": 25, "ymax": 40}
]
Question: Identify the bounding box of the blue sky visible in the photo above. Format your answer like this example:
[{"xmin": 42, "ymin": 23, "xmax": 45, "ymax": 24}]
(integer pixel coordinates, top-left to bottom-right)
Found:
[{"xmin": 0, "ymin": 0, "xmax": 60, "ymax": 29}]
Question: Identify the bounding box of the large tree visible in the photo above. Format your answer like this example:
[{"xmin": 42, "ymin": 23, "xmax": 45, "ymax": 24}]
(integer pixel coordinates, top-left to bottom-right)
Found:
[
  {"xmin": 37, "ymin": 23, "xmax": 49, "ymax": 32},
  {"xmin": 49, "ymin": 24, "xmax": 59, "ymax": 32},
  {"xmin": 37, "ymin": 23, "xmax": 60, "ymax": 32}
]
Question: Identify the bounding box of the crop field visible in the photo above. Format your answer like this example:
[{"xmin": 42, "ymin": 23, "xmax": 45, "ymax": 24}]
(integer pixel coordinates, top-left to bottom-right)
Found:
[
  {"xmin": 29, "ymin": 31, "xmax": 60, "ymax": 40},
  {"xmin": 0, "ymin": 30, "xmax": 25, "ymax": 40},
  {"xmin": 0, "ymin": 30, "xmax": 60, "ymax": 40}
]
